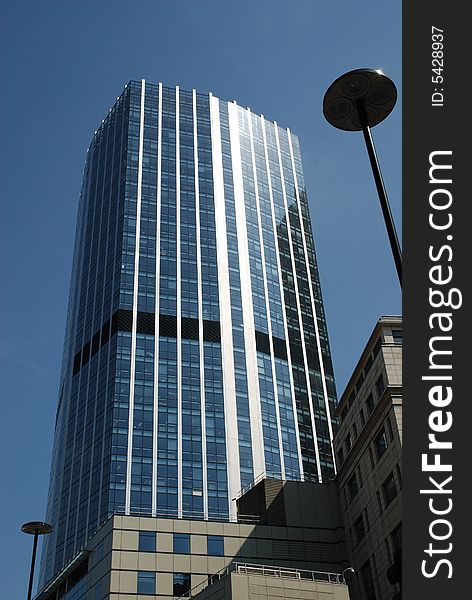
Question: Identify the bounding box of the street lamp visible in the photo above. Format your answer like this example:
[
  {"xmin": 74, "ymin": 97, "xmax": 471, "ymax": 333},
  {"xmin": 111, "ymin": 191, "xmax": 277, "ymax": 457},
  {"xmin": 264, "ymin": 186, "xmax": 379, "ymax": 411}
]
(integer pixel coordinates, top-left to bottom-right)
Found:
[
  {"xmin": 341, "ymin": 566, "xmax": 355, "ymax": 583},
  {"xmin": 323, "ymin": 68, "xmax": 402, "ymax": 286},
  {"xmin": 21, "ymin": 521, "xmax": 53, "ymax": 600}
]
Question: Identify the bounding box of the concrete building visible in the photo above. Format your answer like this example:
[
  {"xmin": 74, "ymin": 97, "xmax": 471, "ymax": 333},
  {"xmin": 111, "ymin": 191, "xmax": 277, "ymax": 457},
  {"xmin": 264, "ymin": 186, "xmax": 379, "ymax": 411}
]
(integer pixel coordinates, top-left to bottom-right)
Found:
[
  {"xmin": 183, "ymin": 564, "xmax": 350, "ymax": 600},
  {"xmin": 36, "ymin": 479, "xmax": 350, "ymax": 599},
  {"xmin": 333, "ymin": 316, "xmax": 402, "ymax": 600},
  {"xmin": 39, "ymin": 80, "xmax": 339, "ymax": 592}
]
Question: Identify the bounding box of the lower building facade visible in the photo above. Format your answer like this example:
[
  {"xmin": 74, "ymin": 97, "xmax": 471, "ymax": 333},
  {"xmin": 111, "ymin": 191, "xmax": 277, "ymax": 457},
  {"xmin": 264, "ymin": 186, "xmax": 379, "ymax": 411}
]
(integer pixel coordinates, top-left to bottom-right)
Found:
[
  {"xmin": 333, "ymin": 316, "xmax": 402, "ymax": 600},
  {"xmin": 35, "ymin": 479, "xmax": 350, "ymax": 600},
  {"xmin": 186, "ymin": 566, "xmax": 350, "ymax": 600}
]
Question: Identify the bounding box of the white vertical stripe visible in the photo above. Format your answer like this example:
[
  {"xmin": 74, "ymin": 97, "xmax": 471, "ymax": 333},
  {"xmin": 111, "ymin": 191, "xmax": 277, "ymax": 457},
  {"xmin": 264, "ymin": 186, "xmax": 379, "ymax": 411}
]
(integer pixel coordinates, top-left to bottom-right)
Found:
[
  {"xmin": 126, "ymin": 78, "xmax": 146, "ymax": 513},
  {"xmin": 286, "ymin": 130, "xmax": 336, "ymax": 473},
  {"xmin": 210, "ymin": 95, "xmax": 241, "ymax": 521},
  {"xmin": 261, "ymin": 117, "xmax": 304, "ymax": 481},
  {"xmin": 176, "ymin": 86, "xmax": 183, "ymax": 518},
  {"xmin": 152, "ymin": 83, "xmax": 163, "ymax": 515},
  {"xmin": 228, "ymin": 101, "xmax": 266, "ymax": 481},
  {"xmin": 246, "ymin": 109, "xmax": 285, "ymax": 479},
  {"xmin": 273, "ymin": 122, "xmax": 322, "ymax": 481},
  {"xmin": 193, "ymin": 89, "xmax": 209, "ymax": 519}
]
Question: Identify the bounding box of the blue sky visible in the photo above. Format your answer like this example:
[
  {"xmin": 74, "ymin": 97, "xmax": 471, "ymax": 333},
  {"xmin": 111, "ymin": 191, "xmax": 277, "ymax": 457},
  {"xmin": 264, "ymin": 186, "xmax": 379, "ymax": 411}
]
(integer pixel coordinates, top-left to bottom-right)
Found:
[{"xmin": 0, "ymin": 1, "xmax": 400, "ymax": 596}]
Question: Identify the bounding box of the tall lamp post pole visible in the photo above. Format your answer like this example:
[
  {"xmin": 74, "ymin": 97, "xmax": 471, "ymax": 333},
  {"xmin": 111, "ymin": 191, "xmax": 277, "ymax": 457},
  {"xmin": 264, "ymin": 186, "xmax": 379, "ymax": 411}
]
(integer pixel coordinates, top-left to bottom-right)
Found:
[
  {"xmin": 323, "ymin": 68, "xmax": 402, "ymax": 286},
  {"xmin": 21, "ymin": 521, "xmax": 53, "ymax": 600}
]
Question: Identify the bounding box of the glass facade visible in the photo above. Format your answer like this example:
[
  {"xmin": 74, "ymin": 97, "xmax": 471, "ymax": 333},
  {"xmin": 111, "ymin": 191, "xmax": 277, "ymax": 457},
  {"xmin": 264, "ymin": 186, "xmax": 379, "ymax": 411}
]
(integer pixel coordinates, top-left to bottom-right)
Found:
[{"xmin": 39, "ymin": 80, "xmax": 337, "ymax": 588}]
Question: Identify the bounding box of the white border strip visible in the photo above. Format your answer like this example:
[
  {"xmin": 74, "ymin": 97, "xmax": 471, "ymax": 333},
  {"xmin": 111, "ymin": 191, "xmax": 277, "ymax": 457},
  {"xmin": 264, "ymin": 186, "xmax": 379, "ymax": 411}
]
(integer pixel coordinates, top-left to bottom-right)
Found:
[
  {"xmin": 125, "ymin": 78, "xmax": 146, "ymax": 513},
  {"xmin": 210, "ymin": 95, "xmax": 241, "ymax": 521},
  {"xmin": 194, "ymin": 89, "xmax": 209, "ymax": 519},
  {"xmin": 228, "ymin": 101, "xmax": 265, "ymax": 480},
  {"xmin": 152, "ymin": 83, "xmax": 163, "ymax": 515},
  {"xmin": 246, "ymin": 109, "xmax": 285, "ymax": 479},
  {"xmin": 176, "ymin": 86, "xmax": 183, "ymax": 519}
]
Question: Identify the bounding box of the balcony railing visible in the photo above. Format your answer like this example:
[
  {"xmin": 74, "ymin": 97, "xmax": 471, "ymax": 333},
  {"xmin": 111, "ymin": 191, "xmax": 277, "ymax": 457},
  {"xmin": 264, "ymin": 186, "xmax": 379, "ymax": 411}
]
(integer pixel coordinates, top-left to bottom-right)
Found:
[{"xmin": 178, "ymin": 561, "xmax": 345, "ymax": 598}]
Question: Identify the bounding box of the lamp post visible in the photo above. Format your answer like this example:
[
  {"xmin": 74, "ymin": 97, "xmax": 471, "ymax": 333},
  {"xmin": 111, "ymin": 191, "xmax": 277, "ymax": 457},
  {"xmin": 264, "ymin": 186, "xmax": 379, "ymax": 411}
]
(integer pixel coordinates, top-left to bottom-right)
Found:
[
  {"xmin": 341, "ymin": 566, "xmax": 355, "ymax": 583},
  {"xmin": 21, "ymin": 521, "xmax": 53, "ymax": 600},
  {"xmin": 323, "ymin": 68, "xmax": 402, "ymax": 286}
]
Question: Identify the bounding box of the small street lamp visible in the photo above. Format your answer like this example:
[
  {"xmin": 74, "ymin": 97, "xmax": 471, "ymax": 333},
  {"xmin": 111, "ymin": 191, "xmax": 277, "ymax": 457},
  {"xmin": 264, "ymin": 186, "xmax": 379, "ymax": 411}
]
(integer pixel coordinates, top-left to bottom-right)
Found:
[
  {"xmin": 342, "ymin": 566, "xmax": 355, "ymax": 583},
  {"xmin": 21, "ymin": 521, "xmax": 53, "ymax": 600},
  {"xmin": 323, "ymin": 68, "xmax": 402, "ymax": 286}
]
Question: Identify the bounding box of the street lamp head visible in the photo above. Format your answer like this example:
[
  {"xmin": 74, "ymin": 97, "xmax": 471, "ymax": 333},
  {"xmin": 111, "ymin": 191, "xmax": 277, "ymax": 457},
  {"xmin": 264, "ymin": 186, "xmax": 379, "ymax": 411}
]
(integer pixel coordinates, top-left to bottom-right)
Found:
[
  {"xmin": 323, "ymin": 68, "xmax": 397, "ymax": 131},
  {"xmin": 21, "ymin": 521, "xmax": 53, "ymax": 536},
  {"xmin": 341, "ymin": 566, "xmax": 355, "ymax": 581}
]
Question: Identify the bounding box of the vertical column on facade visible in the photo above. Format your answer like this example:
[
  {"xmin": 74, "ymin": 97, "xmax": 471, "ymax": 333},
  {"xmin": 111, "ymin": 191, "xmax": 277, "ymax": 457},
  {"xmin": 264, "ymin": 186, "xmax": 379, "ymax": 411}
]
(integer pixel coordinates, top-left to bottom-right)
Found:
[
  {"xmin": 175, "ymin": 86, "xmax": 183, "ymax": 519},
  {"xmin": 227, "ymin": 101, "xmax": 265, "ymax": 481},
  {"xmin": 59, "ymin": 119, "xmax": 106, "ymax": 560},
  {"xmin": 260, "ymin": 117, "xmax": 305, "ymax": 481},
  {"xmin": 83, "ymin": 98, "xmax": 120, "ymax": 541},
  {"xmin": 194, "ymin": 90, "xmax": 209, "ymax": 519},
  {"xmin": 209, "ymin": 95, "xmax": 241, "ymax": 520},
  {"xmin": 75, "ymin": 134, "xmax": 110, "ymax": 548},
  {"xmin": 125, "ymin": 79, "xmax": 146, "ymax": 514},
  {"xmin": 286, "ymin": 129, "xmax": 336, "ymax": 473},
  {"xmin": 273, "ymin": 122, "xmax": 323, "ymax": 481},
  {"xmin": 152, "ymin": 83, "xmax": 163, "ymax": 516},
  {"xmin": 156, "ymin": 86, "xmax": 178, "ymax": 519},
  {"xmin": 96, "ymin": 90, "xmax": 128, "ymax": 529},
  {"xmin": 246, "ymin": 109, "xmax": 286, "ymax": 479}
]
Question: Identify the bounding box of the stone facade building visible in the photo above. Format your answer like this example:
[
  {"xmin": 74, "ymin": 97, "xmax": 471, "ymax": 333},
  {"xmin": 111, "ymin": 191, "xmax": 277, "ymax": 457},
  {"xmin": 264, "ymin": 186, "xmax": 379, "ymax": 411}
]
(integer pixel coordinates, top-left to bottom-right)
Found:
[{"xmin": 333, "ymin": 316, "xmax": 402, "ymax": 600}]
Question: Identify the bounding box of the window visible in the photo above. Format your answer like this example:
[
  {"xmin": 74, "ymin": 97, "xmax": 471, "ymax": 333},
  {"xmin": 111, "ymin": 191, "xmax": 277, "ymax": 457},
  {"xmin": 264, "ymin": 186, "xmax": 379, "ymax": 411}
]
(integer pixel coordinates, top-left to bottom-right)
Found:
[
  {"xmin": 392, "ymin": 330, "xmax": 402, "ymax": 345},
  {"xmin": 361, "ymin": 560, "xmax": 377, "ymax": 600},
  {"xmin": 364, "ymin": 508, "xmax": 370, "ymax": 531},
  {"xmin": 337, "ymin": 447, "xmax": 345, "ymax": 466},
  {"xmin": 137, "ymin": 571, "xmax": 155, "ymax": 595},
  {"xmin": 375, "ymin": 374, "xmax": 385, "ymax": 398},
  {"xmin": 173, "ymin": 573, "xmax": 191, "ymax": 596},
  {"xmin": 207, "ymin": 535, "xmax": 224, "ymax": 556},
  {"xmin": 139, "ymin": 531, "xmax": 156, "ymax": 552},
  {"xmin": 356, "ymin": 371, "xmax": 365, "ymax": 392},
  {"xmin": 345, "ymin": 433, "xmax": 352, "ymax": 453},
  {"xmin": 173, "ymin": 533, "xmax": 190, "ymax": 554},
  {"xmin": 352, "ymin": 423, "xmax": 358, "ymax": 440},
  {"xmin": 366, "ymin": 393, "xmax": 374, "ymax": 415},
  {"xmin": 396, "ymin": 464, "xmax": 402, "ymax": 489},
  {"xmin": 391, "ymin": 523, "xmax": 402, "ymax": 552},
  {"xmin": 373, "ymin": 336, "xmax": 382, "ymax": 358},
  {"xmin": 376, "ymin": 491, "xmax": 383, "ymax": 514},
  {"xmin": 364, "ymin": 354, "xmax": 373, "ymax": 375},
  {"xmin": 348, "ymin": 472, "xmax": 359, "ymax": 501},
  {"xmin": 354, "ymin": 514, "xmax": 366, "ymax": 544},
  {"xmin": 382, "ymin": 473, "xmax": 398, "ymax": 506},
  {"xmin": 369, "ymin": 447, "xmax": 375, "ymax": 470},
  {"xmin": 348, "ymin": 389, "xmax": 356, "ymax": 407},
  {"xmin": 385, "ymin": 538, "xmax": 392, "ymax": 562},
  {"xmin": 360, "ymin": 408, "xmax": 365, "ymax": 427},
  {"xmin": 374, "ymin": 428, "xmax": 388, "ymax": 460}
]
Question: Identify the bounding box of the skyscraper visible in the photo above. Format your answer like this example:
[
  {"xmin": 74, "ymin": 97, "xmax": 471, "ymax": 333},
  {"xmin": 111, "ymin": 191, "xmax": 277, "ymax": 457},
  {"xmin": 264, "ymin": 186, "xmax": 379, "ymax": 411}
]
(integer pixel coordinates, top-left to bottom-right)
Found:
[{"xmin": 39, "ymin": 80, "xmax": 338, "ymax": 588}]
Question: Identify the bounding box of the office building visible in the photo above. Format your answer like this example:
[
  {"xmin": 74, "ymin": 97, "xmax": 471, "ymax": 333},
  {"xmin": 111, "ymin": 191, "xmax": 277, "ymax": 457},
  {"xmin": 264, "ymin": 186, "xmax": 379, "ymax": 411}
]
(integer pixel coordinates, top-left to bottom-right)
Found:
[
  {"xmin": 39, "ymin": 80, "xmax": 338, "ymax": 591},
  {"xmin": 333, "ymin": 317, "xmax": 402, "ymax": 600}
]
